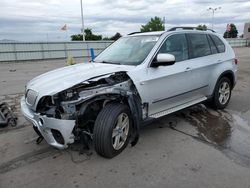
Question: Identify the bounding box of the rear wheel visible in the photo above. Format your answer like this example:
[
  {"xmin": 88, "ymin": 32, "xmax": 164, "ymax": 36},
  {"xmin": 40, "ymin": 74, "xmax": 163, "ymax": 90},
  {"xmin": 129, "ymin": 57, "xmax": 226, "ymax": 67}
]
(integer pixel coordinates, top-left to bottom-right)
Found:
[
  {"xmin": 212, "ymin": 77, "xmax": 232, "ymax": 109},
  {"xmin": 93, "ymin": 103, "xmax": 132, "ymax": 158}
]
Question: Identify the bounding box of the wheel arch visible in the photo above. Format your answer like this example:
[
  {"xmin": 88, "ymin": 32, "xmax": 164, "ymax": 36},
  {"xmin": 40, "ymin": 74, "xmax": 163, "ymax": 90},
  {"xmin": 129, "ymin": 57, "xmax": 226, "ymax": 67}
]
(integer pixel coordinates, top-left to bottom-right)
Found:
[
  {"xmin": 210, "ymin": 70, "xmax": 235, "ymax": 98},
  {"xmin": 217, "ymin": 70, "xmax": 235, "ymax": 88},
  {"xmin": 76, "ymin": 91, "xmax": 143, "ymax": 146}
]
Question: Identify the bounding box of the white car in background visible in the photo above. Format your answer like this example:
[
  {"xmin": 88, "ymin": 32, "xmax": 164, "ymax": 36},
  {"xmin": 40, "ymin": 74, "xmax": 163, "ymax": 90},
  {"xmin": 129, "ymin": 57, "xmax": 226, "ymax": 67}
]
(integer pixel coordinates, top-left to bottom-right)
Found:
[{"xmin": 21, "ymin": 27, "xmax": 237, "ymax": 158}]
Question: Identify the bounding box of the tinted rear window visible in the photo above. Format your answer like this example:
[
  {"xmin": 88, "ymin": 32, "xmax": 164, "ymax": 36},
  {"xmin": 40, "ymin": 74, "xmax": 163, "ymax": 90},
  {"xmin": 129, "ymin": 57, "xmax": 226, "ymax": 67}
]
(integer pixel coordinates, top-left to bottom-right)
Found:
[
  {"xmin": 207, "ymin": 35, "xmax": 218, "ymax": 54},
  {"xmin": 188, "ymin": 34, "xmax": 211, "ymax": 58},
  {"xmin": 210, "ymin": 35, "xmax": 225, "ymax": 53}
]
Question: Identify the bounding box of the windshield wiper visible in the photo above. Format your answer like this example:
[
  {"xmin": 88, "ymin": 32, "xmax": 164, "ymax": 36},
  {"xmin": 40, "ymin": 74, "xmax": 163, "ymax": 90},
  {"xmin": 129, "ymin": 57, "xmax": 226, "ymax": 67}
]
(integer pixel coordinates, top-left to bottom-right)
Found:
[{"xmin": 97, "ymin": 61, "xmax": 120, "ymax": 65}]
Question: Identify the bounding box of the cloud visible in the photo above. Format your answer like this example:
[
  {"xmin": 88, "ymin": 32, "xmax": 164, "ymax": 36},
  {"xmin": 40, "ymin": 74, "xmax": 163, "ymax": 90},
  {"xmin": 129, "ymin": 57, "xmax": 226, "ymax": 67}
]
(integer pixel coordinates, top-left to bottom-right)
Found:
[{"xmin": 0, "ymin": 0, "xmax": 249, "ymax": 41}]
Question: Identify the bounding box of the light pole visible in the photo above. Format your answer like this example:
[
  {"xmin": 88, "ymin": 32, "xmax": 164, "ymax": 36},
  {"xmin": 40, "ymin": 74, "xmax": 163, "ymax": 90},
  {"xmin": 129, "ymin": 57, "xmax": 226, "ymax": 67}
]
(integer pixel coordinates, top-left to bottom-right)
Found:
[
  {"xmin": 80, "ymin": 0, "xmax": 85, "ymax": 41},
  {"xmin": 207, "ymin": 7, "xmax": 221, "ymax": 30},
  {"xmin": 163, "ymin": 16, "xmax": 166, "ymax": 31}
]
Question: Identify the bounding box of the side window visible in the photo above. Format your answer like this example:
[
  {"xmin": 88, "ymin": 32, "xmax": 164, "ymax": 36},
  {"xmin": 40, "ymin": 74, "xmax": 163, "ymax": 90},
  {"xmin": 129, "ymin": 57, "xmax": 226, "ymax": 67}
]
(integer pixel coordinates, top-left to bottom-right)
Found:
[
  {"xmin": 188, "ymin": 34, "xmax": 211, "ymax": 58},
  {"xmin": 159, "ymin": 34, "xmax": 188, "ymax": 62},
  {"xmin": 210, "ymin": 35, "xmax": 225, "ymax": 53},
  {"xmin": 207, "ymin": 35, "xmax": 218, "ymax": 54}
]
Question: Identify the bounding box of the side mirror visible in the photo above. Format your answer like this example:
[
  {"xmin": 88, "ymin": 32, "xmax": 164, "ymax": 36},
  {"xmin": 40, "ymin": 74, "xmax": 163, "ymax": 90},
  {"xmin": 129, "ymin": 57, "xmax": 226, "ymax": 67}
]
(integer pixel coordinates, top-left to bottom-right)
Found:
[{"xmin": 151, "ymin": 53, "xmax": 176, "ymax": 67}]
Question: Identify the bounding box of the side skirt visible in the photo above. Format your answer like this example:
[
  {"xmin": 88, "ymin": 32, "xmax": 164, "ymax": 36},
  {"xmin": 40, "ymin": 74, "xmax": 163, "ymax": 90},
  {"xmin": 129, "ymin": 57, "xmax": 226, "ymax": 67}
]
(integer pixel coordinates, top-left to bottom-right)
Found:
[{"xmin": 149, "ymin": 96, "xmax": 207, "ymax": 119}]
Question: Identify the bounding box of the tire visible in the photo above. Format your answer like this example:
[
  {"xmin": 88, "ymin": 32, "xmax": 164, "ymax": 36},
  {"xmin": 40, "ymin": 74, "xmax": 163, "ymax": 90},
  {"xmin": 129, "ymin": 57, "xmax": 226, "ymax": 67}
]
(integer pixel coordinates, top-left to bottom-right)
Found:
[
  {"xmin": 212, "ymin": 77, "xmax": 232, "ymax": 109},
  {"xmin": 93, "ymin": 103, "xmax": 132, "ymax": 158}
]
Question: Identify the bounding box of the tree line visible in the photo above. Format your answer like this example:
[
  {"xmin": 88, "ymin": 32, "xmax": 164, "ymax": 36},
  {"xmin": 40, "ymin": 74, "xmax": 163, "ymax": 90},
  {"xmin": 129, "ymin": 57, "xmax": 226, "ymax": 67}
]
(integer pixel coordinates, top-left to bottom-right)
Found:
[
  {"xmin": 71, "ymin": 16, "xmax": 239, "ymax": 41},
  {"xmin": 71, "ymin": 28, "xmax": 122, "ymax": 41}
]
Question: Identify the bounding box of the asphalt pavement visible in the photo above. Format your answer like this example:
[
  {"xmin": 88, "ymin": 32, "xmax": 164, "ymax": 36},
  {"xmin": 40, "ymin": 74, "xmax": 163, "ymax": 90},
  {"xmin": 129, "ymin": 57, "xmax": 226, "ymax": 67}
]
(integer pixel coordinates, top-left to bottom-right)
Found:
[{"xmin": 0, "ymin": 48, "xmax": 250, "ymax": 188}]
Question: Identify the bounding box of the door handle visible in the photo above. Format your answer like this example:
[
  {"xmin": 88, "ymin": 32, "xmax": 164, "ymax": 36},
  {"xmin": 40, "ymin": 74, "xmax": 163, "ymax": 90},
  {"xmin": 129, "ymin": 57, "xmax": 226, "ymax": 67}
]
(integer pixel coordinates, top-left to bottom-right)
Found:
[{"xmin": 185, "ymin": 67, "xmax": 192, "ymax": 72}]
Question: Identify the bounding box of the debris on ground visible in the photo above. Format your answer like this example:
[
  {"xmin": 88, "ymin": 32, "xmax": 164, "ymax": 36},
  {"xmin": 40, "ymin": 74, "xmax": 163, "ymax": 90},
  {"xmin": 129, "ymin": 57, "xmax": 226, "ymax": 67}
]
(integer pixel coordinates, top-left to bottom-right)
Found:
[{"xmin": 0, "ymin": 102, "xmax": 18, "ymax": 127}]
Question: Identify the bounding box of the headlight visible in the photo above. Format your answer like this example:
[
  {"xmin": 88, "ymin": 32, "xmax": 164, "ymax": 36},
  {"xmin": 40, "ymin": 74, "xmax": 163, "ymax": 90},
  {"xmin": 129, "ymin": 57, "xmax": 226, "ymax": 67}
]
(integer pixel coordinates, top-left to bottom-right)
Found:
[{"xmin": 26, "ymin": 89, "xmax": 38, "ymax": 106}]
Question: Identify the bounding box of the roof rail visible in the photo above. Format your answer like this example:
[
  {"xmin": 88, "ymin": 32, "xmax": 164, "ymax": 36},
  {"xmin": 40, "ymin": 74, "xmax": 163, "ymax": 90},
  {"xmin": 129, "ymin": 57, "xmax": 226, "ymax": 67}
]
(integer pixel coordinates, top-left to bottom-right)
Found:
[
  {"xmin": 167, "ymin": 27, "xmax": 215, "ymax": 33},
  {"xmin": 128, "ymin": 32, "xmax": 142, "ymax": 35}
]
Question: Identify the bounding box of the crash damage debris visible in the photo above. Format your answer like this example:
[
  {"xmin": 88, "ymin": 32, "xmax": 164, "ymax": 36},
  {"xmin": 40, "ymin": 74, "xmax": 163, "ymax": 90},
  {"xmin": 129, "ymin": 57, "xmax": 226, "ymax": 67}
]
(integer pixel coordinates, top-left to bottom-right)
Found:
[
  {"xmin": 0, "ymin": 102, "xmax": 18, "ymax": 127},
  {"xmin": 31, "ymin": 72, "xmax": 141, "ymax": 150}
]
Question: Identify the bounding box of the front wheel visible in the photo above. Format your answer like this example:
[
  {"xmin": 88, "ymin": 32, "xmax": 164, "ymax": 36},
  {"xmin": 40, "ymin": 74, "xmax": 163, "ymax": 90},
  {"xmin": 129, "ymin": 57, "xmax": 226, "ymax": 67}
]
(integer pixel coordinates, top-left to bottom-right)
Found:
[
  {"xmin": 212, "ymin": 77, "xmax": 232, "ymax": 109},
  {"xmin": 93, "ymin": 103, "xmax": 132, "ymax": 158}
]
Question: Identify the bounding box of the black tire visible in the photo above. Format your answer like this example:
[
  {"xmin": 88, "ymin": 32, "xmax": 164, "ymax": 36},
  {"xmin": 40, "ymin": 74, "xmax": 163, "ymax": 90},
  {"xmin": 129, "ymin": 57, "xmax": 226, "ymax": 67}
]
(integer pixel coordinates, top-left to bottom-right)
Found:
[
  {"xmin": 212, "ymin": 77, "xmax": 232, "ymax": 109},
  {"xmin": 93, "ymin": 103, "xmax": 132, "ymax": 158}
]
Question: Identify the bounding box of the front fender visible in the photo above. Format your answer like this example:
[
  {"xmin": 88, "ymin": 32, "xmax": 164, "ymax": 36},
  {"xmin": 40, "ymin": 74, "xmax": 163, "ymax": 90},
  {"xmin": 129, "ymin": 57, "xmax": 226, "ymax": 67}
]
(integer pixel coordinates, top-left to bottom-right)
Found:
[{"xmin": 127, "ymin": 94, "xmax": 142, "ymax": 146}]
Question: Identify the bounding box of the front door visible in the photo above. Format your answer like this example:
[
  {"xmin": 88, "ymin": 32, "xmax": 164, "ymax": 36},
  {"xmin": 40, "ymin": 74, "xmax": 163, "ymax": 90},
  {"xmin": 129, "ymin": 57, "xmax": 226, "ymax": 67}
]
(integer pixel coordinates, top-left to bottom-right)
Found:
[{"xmin": 135, "ymin": 34, "xmax": 199, "ymax": 116}]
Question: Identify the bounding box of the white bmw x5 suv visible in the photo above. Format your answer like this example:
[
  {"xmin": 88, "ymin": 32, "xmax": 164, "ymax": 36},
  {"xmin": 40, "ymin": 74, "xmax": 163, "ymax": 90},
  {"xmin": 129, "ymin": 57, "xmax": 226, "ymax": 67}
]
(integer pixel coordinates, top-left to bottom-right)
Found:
[{"xmin": 21, "ymin": 27, "xmax": 237, "ymax": 158}]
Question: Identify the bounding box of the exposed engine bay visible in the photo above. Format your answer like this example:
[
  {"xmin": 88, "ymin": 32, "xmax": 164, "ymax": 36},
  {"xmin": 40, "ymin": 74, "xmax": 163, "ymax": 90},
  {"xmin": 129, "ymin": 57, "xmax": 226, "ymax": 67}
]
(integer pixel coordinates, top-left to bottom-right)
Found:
[{"xmin": 34, "ymin": 72, "xmax": 142, "ymax": 148}]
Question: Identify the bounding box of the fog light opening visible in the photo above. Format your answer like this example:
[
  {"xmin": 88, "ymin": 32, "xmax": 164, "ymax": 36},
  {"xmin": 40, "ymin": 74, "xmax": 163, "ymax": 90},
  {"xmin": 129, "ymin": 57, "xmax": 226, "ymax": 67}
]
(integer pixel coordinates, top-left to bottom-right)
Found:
[{"xmin": 51, "ymin": 129, "xmax": 65, "ymax": 145}]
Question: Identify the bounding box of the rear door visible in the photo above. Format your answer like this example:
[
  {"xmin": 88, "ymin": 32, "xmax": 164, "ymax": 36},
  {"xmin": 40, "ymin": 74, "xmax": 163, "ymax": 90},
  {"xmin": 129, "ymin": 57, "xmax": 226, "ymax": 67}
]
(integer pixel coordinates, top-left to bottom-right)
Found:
[
  {"xmin": 185, "ymin": 33, "xmax": 216, "ymax": 97},
  {"xmin": 207, "ymin": 34, "xmax": 227, "ymax": 94}
]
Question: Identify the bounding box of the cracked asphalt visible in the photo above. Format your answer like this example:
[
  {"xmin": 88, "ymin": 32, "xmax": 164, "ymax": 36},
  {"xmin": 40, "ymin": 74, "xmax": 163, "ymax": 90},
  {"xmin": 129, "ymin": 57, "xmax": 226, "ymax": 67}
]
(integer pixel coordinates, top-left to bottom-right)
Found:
[{"xmin": 0, "ymin": 49, "xmax": 250, "ymax": 188}]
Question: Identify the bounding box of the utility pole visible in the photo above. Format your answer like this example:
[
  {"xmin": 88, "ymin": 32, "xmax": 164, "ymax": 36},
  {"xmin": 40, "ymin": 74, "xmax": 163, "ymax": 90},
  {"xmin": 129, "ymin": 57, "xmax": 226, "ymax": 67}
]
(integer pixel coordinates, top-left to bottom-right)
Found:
[
  {"xmin": 207, "ymin": 7, "xmax": 221, "ymax": 30},
  {"xmin": 80, "ymin": 0, "xmax": 85, "ymax": 41}
]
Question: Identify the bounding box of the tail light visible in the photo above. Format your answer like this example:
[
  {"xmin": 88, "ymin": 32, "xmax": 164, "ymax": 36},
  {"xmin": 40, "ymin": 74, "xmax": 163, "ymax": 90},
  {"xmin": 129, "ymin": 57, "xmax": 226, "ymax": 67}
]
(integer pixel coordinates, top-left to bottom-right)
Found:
[{"xmin": 234, "ymin": 58, "xmax": 238, "ymax": 65}]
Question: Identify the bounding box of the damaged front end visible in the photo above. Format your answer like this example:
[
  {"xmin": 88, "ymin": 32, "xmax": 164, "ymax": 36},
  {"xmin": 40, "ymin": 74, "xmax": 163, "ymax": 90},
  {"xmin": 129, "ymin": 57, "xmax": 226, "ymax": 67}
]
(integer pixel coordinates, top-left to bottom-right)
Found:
[{"xmin": 21, "ymin": 72, "xmax": 142, "ymax": 149}]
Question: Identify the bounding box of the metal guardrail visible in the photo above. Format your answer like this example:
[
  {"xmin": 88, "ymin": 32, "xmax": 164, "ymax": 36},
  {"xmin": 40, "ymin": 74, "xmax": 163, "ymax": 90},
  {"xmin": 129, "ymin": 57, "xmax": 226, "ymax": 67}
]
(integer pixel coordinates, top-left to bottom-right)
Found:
[
  {"xmin": 0, "ymin": 39, "xmax": 249, "ymax": 62},
  {"xmin": 0, "ymin": 41, "xmax": 113, "ymax": 62},
  {"xmin": 226, "ymin": 38, "xmax": 249, "ymax": 47}
]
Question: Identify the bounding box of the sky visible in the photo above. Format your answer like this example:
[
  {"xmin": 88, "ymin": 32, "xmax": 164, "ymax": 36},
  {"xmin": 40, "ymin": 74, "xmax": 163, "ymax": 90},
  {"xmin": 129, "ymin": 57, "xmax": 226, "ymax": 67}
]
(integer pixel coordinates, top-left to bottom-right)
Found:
[{"xmin": 0, "ymin": 0, "xmax": 249, "ymax": 41}]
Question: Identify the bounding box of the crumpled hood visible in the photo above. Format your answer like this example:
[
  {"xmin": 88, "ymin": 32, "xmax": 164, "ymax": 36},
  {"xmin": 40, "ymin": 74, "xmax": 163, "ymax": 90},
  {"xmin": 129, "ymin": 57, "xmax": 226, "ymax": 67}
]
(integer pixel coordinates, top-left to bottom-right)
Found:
[{"xmin": 27, "ymin": 62, "xmax": 135, "ymax": 96}]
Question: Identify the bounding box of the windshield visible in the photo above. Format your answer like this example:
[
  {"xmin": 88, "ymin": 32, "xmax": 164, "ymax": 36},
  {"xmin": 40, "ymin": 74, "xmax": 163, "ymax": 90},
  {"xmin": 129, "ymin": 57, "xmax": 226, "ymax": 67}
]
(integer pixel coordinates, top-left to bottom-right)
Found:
[{"xmin": 94, "ymin": 35, "xmax": 159, "ymax": 66}]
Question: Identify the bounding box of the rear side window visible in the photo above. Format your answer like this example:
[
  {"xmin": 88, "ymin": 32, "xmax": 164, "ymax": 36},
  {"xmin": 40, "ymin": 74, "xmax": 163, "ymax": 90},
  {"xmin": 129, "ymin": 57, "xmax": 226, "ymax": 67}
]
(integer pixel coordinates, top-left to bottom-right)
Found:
[
  {"xmin": 207, "ymin": 35, "xmax": 218, "ymax": 54},
  {"xmin": 210, "ymin": 35, "xmax": 225, "ymax": 53},
  {"xmin": 188, "ymin": 34, "xmax": 211, "ymax": 58}
]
